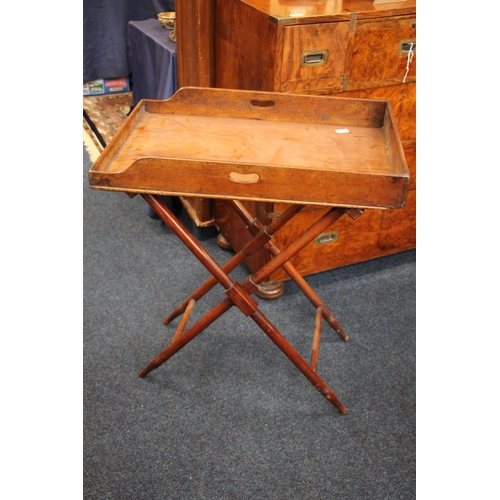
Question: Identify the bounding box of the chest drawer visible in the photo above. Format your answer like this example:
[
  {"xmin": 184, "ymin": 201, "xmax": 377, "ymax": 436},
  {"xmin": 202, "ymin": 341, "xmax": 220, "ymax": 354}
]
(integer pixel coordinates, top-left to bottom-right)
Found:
[
  {"xmin": 280, "ymin": 22, "xmax": 350, "ymax": 93},
  {"xmin": 347, "ymin": 15, "xmax": 416, "ymax": 90}
]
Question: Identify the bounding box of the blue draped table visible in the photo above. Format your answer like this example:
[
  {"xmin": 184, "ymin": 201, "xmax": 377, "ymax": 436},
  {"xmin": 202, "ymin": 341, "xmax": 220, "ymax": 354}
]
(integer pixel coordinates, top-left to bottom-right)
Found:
[
  {"xmin": 84, "ymin": 0, "xmax": 175, "ymax": 82},
  {"xmin": 127, "ymin": 18, "xmax": 179, "ymax": 217},
  {"xmin": 127, "ymin": 19, "xmax": 178, "ymax": 106}
]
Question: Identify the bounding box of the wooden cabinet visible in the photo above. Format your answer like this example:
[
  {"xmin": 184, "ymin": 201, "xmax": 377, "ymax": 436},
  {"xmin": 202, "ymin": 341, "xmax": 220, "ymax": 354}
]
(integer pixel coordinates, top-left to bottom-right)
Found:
[{"xmin": 212, "ymin": 0, "xmax": 416, "ymax": 292}]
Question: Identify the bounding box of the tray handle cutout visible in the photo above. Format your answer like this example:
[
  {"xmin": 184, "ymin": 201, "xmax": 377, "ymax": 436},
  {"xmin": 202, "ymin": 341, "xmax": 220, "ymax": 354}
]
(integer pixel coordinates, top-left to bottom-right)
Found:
[
  {"xmin": 250, "ymin": 99, "xmax": 275, "ymax": 108},
  {"xmin": 229, "ymin": 172, "xmax": 260, "ymax": 184}
]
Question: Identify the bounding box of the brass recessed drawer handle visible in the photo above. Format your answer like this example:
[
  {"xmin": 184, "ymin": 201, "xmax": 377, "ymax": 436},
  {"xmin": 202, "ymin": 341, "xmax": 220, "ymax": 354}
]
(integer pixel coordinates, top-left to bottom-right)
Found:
[
  {"xmin": 300, "ymin": 50, "xmax": 329, "ymax": 67},
  {"xmin": 315, "ymin": 231, "xmax": 339, "ymax": 246},
  {"xmin": 229, "ymin": 172, "xmax": 260, "ymax": 184},
  {"xmin": 399, "ymin": 39, "xmax": 416, "ymax": 55}
]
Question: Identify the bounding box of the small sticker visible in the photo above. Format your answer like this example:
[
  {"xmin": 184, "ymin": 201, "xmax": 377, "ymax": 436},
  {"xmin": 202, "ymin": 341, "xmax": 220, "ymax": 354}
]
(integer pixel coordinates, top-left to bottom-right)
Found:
[{"xmin": 335, "ymin": 128, "xmax": 350, "ymax": 134}]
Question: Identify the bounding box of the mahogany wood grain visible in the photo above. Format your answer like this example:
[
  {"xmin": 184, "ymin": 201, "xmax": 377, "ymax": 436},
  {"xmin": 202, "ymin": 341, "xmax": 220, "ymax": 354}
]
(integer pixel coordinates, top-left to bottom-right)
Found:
[
  {"xmin": 215, "ymin": 0, "xmax": 281, "ymax": 91},
  {"xmin": 89, "ymin": 87, "xmax": 408, "ymax": 210},
  {"xmin": 176, "ymin": 0, "xmax": 215, "ymax": 87}
]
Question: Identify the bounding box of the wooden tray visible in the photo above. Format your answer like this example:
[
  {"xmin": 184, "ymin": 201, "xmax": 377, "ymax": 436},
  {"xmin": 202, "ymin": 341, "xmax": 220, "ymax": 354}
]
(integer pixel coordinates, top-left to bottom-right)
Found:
[{"xmin": 88, "ymin": 87, "xmax": 409, "ymax": 209}]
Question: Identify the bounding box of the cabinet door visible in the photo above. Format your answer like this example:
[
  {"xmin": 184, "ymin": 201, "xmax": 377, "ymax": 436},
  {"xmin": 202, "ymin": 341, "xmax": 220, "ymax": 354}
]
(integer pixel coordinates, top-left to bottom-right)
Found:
[
  {"xmin": 347, "ymin": 15, "xmax": 416, "ymax": 90},
  {"xmin": 280, "ymin": 22, "xmax": 350, "ymax": 94}
]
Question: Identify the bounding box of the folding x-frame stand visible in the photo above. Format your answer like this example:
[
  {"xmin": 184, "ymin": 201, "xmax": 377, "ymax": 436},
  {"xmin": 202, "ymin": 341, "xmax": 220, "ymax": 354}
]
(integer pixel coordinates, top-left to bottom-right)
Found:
[{"xmin": 137, "ymin": 193, "xmax": 364, "ymax": 415}]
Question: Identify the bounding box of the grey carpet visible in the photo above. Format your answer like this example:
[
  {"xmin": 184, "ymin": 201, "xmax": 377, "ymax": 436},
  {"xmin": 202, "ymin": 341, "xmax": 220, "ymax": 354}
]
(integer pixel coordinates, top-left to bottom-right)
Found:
[{"xmin": 83, "ymin": 144, "xmax": 416, "ymax": 499}]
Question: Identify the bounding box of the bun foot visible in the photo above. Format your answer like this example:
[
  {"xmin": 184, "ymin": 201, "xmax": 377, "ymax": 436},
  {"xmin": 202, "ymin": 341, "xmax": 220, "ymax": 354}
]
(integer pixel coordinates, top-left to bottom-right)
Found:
[
  {"xmin": 216, "ymin": 233, "xmax": 232, "ymax": 250},
  {"xmin": 255, "ymin": 280, "xmax": 285, "ymax": 300}
]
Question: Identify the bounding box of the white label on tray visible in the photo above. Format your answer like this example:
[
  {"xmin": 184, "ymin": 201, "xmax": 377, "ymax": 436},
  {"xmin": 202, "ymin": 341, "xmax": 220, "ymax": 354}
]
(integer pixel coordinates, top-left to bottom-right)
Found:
[{"xmin": 335, "ymin": 129, "xmax": 350, "ymax": 134}]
